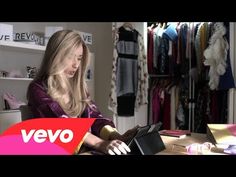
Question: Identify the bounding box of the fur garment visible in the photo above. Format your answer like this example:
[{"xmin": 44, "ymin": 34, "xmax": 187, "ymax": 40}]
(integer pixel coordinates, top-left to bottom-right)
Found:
[{"xmin": 203, "ymin": 22, "xmax": 229, "ymax": 90}]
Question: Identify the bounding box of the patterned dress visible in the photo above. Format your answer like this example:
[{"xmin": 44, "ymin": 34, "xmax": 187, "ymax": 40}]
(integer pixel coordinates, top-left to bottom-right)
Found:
[{"xmin": 108, "ymin": 26, "xmax": 148, "ymax": 117}]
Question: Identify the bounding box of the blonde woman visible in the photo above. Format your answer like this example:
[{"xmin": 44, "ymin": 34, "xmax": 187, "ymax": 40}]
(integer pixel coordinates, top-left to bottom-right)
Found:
[{"xmin": 27, "ymin": 30, "xmax": 138, "ymax": 155}]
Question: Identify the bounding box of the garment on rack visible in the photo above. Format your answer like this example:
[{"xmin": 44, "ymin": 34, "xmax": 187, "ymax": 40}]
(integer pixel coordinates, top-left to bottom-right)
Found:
[
  {"xmin": 108, "ymin": 26, "xmax": 148, "ymax": 117},
  {"xmin": 147, "ymin": 22, "xmax": 232, "ymax": 133},
  {"xmin": 203, "ymin": 22, "xmax": 230, "ymax": 90},
  {"xmin": 148, "ymin": 23, "xmax": 174, "ymax": 75},
  {"xmin": 218, "ymin": 22, "xmax": 235, "ymax": 90}
]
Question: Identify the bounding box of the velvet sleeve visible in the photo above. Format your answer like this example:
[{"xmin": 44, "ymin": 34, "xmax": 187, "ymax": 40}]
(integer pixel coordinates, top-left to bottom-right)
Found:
[
  {"xmin": 27, "ymin": 80, "xmax": 68, "ymax": 118},
  {"xmin": 81, "ymin": 102, "xmax": 116, "ymax": 137},
  {"xmin": 28, "ymin": 80, "xmax": 117, "ymax": 138}
]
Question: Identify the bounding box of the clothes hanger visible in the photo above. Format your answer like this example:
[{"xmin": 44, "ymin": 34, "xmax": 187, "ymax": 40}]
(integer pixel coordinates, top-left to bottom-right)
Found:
[
  {"xmin": 122, "ymin": 22, "xmax": 134, "ymax": 30},
  {"xmin": 162, "ymin": 22, "xmax": 166, "ymax": 29},
  {"xmin": 148, "ymin": 22, "xmax": 154, "ymax": 28}
]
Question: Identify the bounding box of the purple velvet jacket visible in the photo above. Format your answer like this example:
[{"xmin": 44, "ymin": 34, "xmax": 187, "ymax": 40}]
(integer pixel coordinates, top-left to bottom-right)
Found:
[{"xmin": 27, "ymin": 80, "xmax": 115, "ymax": 137}]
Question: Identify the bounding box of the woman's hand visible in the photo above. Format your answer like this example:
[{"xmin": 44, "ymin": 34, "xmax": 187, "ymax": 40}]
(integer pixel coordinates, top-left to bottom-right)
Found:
[
  {"xmin": 97, "ymin": 139, "xmax": 131, "ymax": 155},
  {"xmin": 84, "ymin": 132, "xmax": 131, "ymax": 155},
  {"xmin": 109, "ymin": 125, "xmax": 140, "ymax": 144}
]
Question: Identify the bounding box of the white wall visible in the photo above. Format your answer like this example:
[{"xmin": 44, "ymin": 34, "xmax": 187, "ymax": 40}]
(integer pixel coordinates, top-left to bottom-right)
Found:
[
  {"xmin": 229, "ymin": 22, "xmax": 236, "ymax": 123},
  {"xmin": 0, "ymin": 110, "xmax": 21, "ymax": 133},
  {"xmin": 0, "ymin": 22, "xmax": 149, "ymax": 134},
  {"xmin": 86, "ymin": 53, "xmax": 95, "ymax": 100},
  {"xmin": 0, "ymin": 23, "xmax": 111, "ymax": 112},
  {"xmin": 112, "ymin": 22, "xmax": 148, "ymax": 134},
  {"xmin": 67, "ymin": 23, "xmax": 114, "ymax": 119}
]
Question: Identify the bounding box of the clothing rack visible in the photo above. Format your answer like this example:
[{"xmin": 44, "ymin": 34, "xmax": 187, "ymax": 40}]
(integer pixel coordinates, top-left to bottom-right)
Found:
[
  {"xmin": 149, "ymin": 74, "xmax": 172, "ymax": 78},
  {"xmin": 147, "ymin": 22, "xmax": 230, "ymax": 131}
]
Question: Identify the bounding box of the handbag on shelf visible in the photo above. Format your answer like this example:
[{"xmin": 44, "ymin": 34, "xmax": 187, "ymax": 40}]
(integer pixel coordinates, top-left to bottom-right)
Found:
[{"xmin": 2, "ymin": 92, "xmax": 26, "ymax": 110}]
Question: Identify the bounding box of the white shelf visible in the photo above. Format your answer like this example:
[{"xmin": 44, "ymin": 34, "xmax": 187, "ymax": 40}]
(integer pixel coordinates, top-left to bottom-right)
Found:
[
  {"xmin": 0, "ymin": 40, "xmax": 46, "ymax": 51},
  {"xmin": 0, "ymin": 109, "xmax": 20, "ymax": 114},
  {"xmin": 0, "ymin": 77, "xmax": 33, "ymax": 81}
]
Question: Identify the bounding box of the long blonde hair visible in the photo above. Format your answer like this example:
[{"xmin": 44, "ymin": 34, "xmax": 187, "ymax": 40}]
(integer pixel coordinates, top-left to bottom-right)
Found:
[{"xmin": 34, "ymin": 30, "xmax": 91, "ymax": 117}]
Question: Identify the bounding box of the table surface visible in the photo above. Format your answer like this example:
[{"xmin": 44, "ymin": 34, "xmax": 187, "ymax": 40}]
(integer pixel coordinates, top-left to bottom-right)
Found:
[
  {"xmin": 158, "ymin": 133, "xmax": 226, "ymax": 155},
  {"xmin": 78, "ymin": 133, "xmax": 227, "ymax": 155}
]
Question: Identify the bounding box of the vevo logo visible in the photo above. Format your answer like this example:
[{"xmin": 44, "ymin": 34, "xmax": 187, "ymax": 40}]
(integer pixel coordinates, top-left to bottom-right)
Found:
[{"xmin": 21, "ymin": 129, "xmax": 73, "ymax": 143}]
